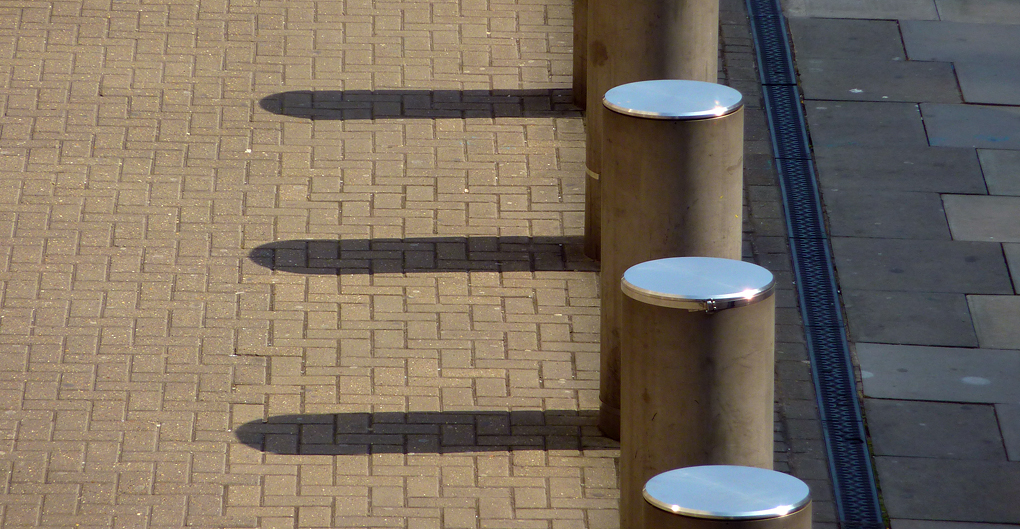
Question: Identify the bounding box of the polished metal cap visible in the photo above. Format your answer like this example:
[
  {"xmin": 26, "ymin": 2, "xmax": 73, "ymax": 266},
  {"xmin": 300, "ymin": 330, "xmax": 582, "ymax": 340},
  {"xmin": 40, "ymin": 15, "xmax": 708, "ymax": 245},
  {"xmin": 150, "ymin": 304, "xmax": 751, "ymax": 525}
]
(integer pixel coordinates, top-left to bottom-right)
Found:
[
  {"xmin": 603, "ymin": 80, "xmax": 743, "ymax": 120},
  {"xmin": 621, "ymin": 257, "xmax": 775, "ymax": 311},
  {"xmin": 644, "ymin": 466, "xmax": 811, "ymax": 520}
]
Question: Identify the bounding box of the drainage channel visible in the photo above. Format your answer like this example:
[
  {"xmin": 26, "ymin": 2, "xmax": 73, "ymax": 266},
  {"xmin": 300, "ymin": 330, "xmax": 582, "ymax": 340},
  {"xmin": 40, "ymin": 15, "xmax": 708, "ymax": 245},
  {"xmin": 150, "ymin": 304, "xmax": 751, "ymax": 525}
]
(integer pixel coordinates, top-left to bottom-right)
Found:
[{"xmin": 744, "ymin": 0, "xmax": 885, "ymax": 527}]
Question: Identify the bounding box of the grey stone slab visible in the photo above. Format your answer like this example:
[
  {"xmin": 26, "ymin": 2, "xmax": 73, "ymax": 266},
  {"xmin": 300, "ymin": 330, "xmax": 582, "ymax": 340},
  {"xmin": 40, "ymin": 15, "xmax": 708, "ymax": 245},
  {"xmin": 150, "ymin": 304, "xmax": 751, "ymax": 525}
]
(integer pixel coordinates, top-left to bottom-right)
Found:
[
  {"xmin": 968, "ymin": 295, "xmax": 1020, "ymax": 349},
  {"xmin": 787, "ymin": 18, "xmax": 906, "ymax": 60},
  {"xmin": 955, "ymin": 59, "xmax": 1020, "ymax": 105},
  {"xmin": 821, "ymin": 189, "xmax": 951, "ymax": 239},
  {"xmin": 893, "ymin": 520, "xmax": 1020, "ymax": 529},
  {"xmin": 875, "ymin": 457, "xmax": 1020, "ymax": 523},
  {"xmin": 995, "ymin": 404, "xmax": 1020, "ymax": 462},
  {"xmin": 805, "ymin": 102, "xmax": 929, "ymax": 148},
  {"xmin": 799, "ymin": 58, "xmax": 960, "ymax": 103},
  {"xmin": 744, "ymin": 153, "xmax": 779, "ymax": 186},
  {"xmin": 831, "ymin": 237, "xmax": 1012, "ymax": 293},
  {"xmin": 944, "ymin": 195, "xmax": 1020, "ymax": 242},
  {"xmin": 864, "ymin": 399, "xmax": 1006, "ymax": 460},
  {"xmin": 979, "ymin": 149, "xmax": 1020, "ymax": 196},
  {"xmin": 922, "ymin": 103, "xmax": 1020, "ymax": 149},
  {"xmin": 783, "ymin": 0, "xmax": 938, "ymax": 20},
  {"xmin": 936, "ymin": 0, "xmax": 1020, "ymax": 23},
  {"xmin": 1004, "ymin": 243, "xmax": 1020, "ymax": 293},
  {"xmin": 903, "ymin": 20, "xmax": 1020, "ymax": 61},
  {"xmin": 814, "ymin": 146, "xmax": 986, "ymax": 194},
  {"xmin": 843, "ymin": 291, "xmax": 978, "ymax": 347},
  {"xmin": 857, "ymin": 342, "xmax": 1020, "ymax": 403}
]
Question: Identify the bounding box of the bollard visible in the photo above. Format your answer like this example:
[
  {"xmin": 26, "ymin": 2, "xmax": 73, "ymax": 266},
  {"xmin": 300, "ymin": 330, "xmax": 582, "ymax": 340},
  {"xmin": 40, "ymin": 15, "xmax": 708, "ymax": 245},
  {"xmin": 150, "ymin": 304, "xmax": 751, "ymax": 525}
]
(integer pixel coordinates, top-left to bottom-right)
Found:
[
  {"xmin": 598, "ymin": 80, "xmax": 744, "ymax": 439},
  {"xmin": 618, "ymin": 258, "xmax": 776, "ymax": 528},
  {"xmin": 584, "ymin": 0, "xmax": 720, "ymax": 259},
  {"xmin": 642, "ymin": 466, "xmax": 812, "ymax": 529},
  {"xmin": 572, "ymin": 0, "xmax": 587, "ymax": 109}
]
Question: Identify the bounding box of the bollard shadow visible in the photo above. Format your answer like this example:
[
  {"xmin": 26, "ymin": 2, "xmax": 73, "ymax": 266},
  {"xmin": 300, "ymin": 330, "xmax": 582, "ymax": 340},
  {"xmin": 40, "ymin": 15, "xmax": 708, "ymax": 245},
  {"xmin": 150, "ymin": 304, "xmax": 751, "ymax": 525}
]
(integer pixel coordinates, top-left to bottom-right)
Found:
[
  {"xmin": 259, "ymin": 89, "xmax": 579, "ymax": 120},
  {"xmin": 248, "ymin": 236, "xmax": 596, "ymax": 275},
  {"xmin": 234, "ymin": 410, "xmax": 617, "ymax": 455}
]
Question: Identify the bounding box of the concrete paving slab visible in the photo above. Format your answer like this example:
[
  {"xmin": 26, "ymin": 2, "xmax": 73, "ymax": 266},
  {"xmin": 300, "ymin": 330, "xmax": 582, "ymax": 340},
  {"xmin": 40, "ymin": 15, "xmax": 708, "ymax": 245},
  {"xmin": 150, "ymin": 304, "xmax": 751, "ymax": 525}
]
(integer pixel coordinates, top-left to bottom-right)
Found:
[
  {"xmin": 935, "ymin": 0, "xmax": 1020, "ymax": 23},
  {"xmin": 864, "ymin": 400, "xmax": 1006, "ymax": 460},
  {"xmin": 968, "ymin": 295, "xmax": 1020, "ymax": 349},
  {"xmin": 857, "ymin": 342, "xmax": 1020, "ymax": 403},
  {"xmin": 893, "ymin": 520, "xmax": 1020, "ymax": 529},
  {"xmin": 798, "ymin": 58, "xmax": 960, "ymax": 103},
  {"xmin": 955, "ymin": 59, "xmax": 1020, "ymax": 105},
  {"xmin": 822, "ymin": 190, "xmax": 951, "ymax": 239},
  {"xmin": 831, "ymin": 237, "xmax": 1012, "ymax": 293},
  {"xmin": 875, "ymin": 457, "xmax": 1020, "ymax": 523},
  {"xmin": 902, "ymin": 21, "xmax": 1020, "ymax": 61},
  {"xmin": 1004, "ymin": 243, "xmax": 1020, "ymax": 293},
  {"xmin": 814, "ymin": 146, "xmax": 986, "ymax": 194},
  {"xmin": 995, "ymin": 404, "xmax": 1020, "ymax": 462},
  {"xmin": 805, "ymin": 102, "xmax": 929, "ymax": 148},
  {"xmin": 783, "ymin": 0, "xmax": 938, "ymax": 20},
  {"xmin": 944, "ymin": 194, "xmax": 1020, "ymax": 242},
  {"xmin": 787, "ymin": 18, "xmax": 906, "ymax": 60},
  {"xmin": 843, "ymin": 291, "xmax": 978, "ymax": 347},
  {"xmin": 922, "ymin": 103, "xmax": 1020, "ymax": 149},
  {"xmin": 979, "ymin": 149, "xmax": 1020, "ymax": 196}
]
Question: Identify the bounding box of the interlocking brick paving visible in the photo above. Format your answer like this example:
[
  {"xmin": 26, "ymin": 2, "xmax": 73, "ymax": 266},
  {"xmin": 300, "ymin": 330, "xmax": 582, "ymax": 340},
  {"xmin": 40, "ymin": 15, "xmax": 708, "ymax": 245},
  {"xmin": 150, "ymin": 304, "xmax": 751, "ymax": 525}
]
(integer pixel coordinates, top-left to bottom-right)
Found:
[{"xmin": 0, "ymin": 0, "xmax": 834, "ymax": 528}]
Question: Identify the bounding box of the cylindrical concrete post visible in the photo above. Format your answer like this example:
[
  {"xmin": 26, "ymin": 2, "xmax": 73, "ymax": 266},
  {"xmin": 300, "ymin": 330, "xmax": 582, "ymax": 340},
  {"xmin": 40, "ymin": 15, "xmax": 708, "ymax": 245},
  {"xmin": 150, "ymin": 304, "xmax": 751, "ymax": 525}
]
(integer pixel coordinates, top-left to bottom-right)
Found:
[
  {"xmin": 584, "ymin": 0, "xmax": 720, "ymax": 259},
  {"xmin": 572, "ymin": 0, "xmax": 587, "ymax": 109},
  {"xmin": 598, "ymin": 80, "xmax": 745, "ymax": 439},
  {"xmin": 618, "ymin": 258, "xmax": 776, "ymax": 529},
  {"xmin": 642, "ymin": 466, "xmax": 812, "ymax": 529}
]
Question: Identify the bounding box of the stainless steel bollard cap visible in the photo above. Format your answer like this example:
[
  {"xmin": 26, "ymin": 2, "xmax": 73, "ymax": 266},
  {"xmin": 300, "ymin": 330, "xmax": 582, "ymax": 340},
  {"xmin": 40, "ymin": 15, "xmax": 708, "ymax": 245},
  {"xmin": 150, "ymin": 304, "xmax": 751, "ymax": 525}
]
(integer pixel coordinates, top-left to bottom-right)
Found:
[
  {"xmin": 603, "ymin": 80, "xmax": 743, "ymax": 120},
  {"xmin": 621, "ymin": 257, "xmax": 775, "ymax": 311},
  {"xmin": 644, "ymin": 465, "xmax": 811, "ymax": 520}
]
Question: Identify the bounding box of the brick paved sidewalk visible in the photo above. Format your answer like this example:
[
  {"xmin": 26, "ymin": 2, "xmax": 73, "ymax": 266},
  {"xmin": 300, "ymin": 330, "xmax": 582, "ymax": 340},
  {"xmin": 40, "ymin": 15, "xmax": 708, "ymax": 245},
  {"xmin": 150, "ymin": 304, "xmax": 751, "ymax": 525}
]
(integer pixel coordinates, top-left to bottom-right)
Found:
[{"xmin": 0, "ymin": 0, "xmax": 834, "ymax": 528}]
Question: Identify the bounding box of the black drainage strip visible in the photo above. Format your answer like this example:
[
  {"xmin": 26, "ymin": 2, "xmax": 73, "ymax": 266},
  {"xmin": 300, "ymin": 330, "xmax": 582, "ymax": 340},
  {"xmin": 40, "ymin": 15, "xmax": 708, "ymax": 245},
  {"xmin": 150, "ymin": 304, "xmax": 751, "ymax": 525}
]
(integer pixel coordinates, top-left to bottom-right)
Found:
[{"xmin": 745, "ymin": 0, "xmax": 885, "ymax": 527}]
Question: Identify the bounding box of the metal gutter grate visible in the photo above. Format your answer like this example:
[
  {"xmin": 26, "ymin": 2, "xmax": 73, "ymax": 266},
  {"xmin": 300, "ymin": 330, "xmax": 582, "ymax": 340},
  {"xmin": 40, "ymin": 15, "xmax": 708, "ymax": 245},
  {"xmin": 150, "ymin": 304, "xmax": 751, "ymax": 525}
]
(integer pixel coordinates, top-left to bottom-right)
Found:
[{"xmin": 745, "ymin": 0, "xmax": 885, "ymax": 526}]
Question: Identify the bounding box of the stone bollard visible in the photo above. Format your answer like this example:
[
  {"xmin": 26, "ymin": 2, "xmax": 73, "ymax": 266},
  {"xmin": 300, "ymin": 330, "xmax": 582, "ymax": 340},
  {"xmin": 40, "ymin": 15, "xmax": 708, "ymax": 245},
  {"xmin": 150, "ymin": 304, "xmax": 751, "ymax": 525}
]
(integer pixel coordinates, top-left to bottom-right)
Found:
[
  {"xmin": 642, "ymin": 466, "xmax": 812, "ymax": 529},
  {"xmin": 618, "ymin": 257, "xmax": 776, "ymax": 528},
  {"xmin": 572, "ymin": 0, "xmax": 587, "ymax": 109},
  {"xmin": 584, "ymin": 0, "xmax": 721, "ymax": 259},
  {"xmin": 598, "ymin": 80, "xmax": 745, "ymax": 439}
]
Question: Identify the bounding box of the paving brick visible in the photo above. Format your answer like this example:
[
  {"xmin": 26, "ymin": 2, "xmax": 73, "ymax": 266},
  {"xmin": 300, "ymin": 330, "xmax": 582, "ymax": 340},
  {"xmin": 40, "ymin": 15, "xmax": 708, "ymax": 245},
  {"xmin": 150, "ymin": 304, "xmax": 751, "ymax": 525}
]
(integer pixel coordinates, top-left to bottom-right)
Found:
[{"xmin": 0, "ymin": 0, "xmax": 831, "ymax": 528}]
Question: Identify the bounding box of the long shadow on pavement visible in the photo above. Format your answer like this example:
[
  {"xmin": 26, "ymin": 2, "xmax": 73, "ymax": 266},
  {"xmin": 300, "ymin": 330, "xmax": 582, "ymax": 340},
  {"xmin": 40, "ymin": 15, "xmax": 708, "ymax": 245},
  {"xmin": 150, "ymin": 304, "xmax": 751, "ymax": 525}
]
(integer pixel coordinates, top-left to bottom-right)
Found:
[
  {"xmin": 259, "ymin": 89, "xmax": 579, "ymax": 120},
  {"xmin": 234, "ymin": 410, "xmax": 616, "ymax": 455},
  {"xmin": 248, "ymin": 236, "xmax": 597, "ymax": 275}
]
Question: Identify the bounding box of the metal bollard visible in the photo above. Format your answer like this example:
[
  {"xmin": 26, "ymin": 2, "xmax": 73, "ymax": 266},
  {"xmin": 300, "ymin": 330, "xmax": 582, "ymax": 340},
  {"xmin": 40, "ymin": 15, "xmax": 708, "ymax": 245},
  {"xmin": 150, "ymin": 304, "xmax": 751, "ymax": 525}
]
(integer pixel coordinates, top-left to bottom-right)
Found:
[
  {"xmin": 598, "ymin": 80, "xmax": 745, "ymax": 439},
  {"xmin": 618, "ymin": 258, "xmax": 776, "ymax": 528},
  {"xmin": 584, "ymin": 0, "xmax": 721, "ymax": 259},
  {"xmin": 642, "ymin": 466, "xmax": 812, "ymax": 529}
]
